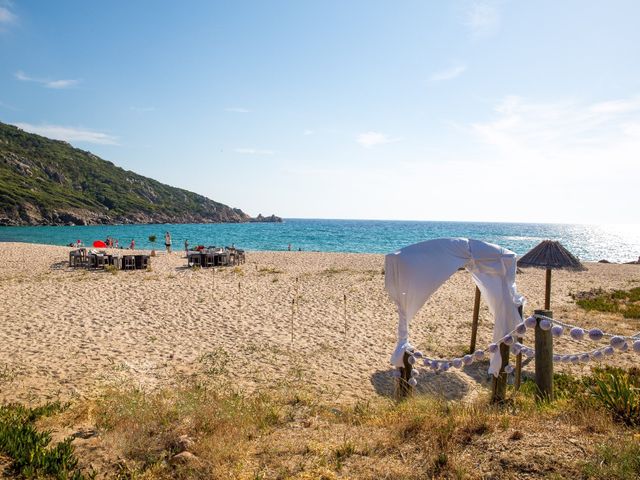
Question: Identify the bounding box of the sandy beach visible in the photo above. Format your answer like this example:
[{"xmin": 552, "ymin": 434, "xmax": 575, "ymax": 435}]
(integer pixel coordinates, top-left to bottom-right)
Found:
[{"xmin": 1, "ymin": 242, "xmax": 639, "ymax": 405}]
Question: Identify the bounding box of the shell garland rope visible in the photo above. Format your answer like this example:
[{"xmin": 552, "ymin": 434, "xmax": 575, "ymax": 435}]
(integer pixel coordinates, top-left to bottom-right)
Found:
[{"xmin": 403, "ymin": 314, "xmax": 640, "ymax": 388}]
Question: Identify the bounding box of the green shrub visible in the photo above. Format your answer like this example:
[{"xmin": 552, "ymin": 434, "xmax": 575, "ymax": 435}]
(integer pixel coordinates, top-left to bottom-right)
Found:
[
  {"xmin": 590, "ymin": 370, "xmax": 640, "ymax": 426},
  {"xmin": 0, "ymin": 402, "xmax": 88, "ymax": 479},
  {"xmin": 574, "ymin": 287, "xmax": 640, "ymax": 318}
]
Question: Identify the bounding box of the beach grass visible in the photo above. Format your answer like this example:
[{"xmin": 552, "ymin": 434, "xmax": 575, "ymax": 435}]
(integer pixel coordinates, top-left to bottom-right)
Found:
[{"xmin": 5, "ymin": 366, "xmax": 638, "ymax": 479}]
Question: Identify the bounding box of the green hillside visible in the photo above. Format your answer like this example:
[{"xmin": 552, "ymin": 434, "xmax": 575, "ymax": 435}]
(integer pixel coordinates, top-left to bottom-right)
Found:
[{"xmin": 0, "ymin": 122, "xmax": 277, "ymax": 226}]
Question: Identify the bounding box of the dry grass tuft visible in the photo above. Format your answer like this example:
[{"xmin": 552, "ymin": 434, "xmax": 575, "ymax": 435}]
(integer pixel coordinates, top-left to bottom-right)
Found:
[{"xmin": 12, "ymin": 368, "xmax": 640, "ymax": 479}]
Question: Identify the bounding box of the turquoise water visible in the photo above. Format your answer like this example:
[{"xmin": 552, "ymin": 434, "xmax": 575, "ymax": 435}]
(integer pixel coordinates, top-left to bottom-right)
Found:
[{"xmin": 0, "ymin": 219, "xmax": 639, "ymax": 262}]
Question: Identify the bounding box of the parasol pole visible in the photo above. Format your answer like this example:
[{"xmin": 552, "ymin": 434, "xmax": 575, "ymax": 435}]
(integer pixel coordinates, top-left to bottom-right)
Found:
[{"xmin": 544, "ymin": 268, "xmax": 552, "ymax": 310}]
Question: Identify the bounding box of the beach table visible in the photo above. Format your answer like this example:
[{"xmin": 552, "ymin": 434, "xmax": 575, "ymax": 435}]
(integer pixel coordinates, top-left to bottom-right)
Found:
[
  {"xmin": 187, "ymin": 251, "xmax": 230, "ymax": 267},
  {"xmin": 87, "ymin": 252, "xmax": 121, "ymax": 269}
]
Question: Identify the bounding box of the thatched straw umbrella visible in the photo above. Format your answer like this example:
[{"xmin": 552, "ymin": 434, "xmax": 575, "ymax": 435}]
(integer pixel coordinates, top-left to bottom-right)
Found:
[{"xmin": 518, "ymin": 240, "xmax": 585, "ymax": 309}]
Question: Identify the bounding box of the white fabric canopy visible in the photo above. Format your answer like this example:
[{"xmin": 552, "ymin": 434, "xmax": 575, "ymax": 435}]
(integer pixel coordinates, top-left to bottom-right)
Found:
[{"xmin": 385, "ymin": 238, "xmax": 524, "ymax": 376}]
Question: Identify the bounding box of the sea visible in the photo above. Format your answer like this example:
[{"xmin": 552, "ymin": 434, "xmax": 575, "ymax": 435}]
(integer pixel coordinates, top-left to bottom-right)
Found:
[{"xmin": 0, "ymin": 219, "xmax": 639, "ymax": 263}]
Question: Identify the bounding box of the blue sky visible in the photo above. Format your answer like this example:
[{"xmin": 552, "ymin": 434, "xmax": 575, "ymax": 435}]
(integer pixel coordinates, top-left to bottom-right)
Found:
[{"xmin": 1, "ymin": 1, "xmax": 639, "ymax": 223}]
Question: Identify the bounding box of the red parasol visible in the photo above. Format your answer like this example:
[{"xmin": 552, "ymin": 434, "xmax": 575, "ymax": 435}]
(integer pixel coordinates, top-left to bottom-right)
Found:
[{"xmin": 93, "ymin": 240, "xmax": 107, "ymax": 248}]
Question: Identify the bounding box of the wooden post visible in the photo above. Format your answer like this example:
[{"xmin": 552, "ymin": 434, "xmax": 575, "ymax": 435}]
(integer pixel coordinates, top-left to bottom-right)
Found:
[
  {"xmin": 343, "ymin": 293, "xmax": 347, "ymax": 336},
  {"xmin": 470, "ymin": 286, "xmax": 481, "ymax": 353},
  {"xmin": 290, "ymin": 298, "xmax": 295, "ymax": 346},
  {"xmin": 544, "ymin": 268, "xmax": 552, "ymax": 310},
  {"xmin": 534, "ymin": 309, "xmax": 553, "ymax": 401},
  {"xmin": 514, "ymin": 305, "xmax": 523, "ymax": 391},
  {"xmin": 396, "ymin": 351, "xmax": 414, "ymax": 400},
  {"xmin": 491, "ymin": 343, "xmax": 510, "ymax": 404}
]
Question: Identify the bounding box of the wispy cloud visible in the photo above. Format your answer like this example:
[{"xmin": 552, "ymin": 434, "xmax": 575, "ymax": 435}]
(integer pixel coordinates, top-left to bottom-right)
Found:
[
  {"xmin": 14, "ymin": 70, "xmax": 81, "ymax": 89},
  {"xmin": 130, "ymin": 106, "xmax": 156, "ymax": 113},
  {"xmin": 469, "ymin": 94, "xmax": 640, "ymax": 173},
  {"xmin": 460, "ymin": 94, "xmax": 640, "ymax": 223},
  {"xmin": 303, "ymin": 129, "xmax": 314, "ymax": 136},
  {"xmin": 356, "ymin": 131, "xmax": 399, "ymax": 148},
  {"xmin": 0, "ymin": 3, "xmax": 17, "ymax": 30},
  {"xmin": 465, "ymin": 1, "xmax": 501, "ymax": 39},
  {"xmin": 0, "ymin": 99, "xmax": 17, "ymax": 110},
  {"xmin": 13, "ymin": 122, "xmax": 119, "ymax": 145},
  {"xmin": 234, "ymin": 148, "xmax": 275, "ymax": 155},
  {"xmin": 225, "ymin": 107, "xmax": 250, "ymax": 113},
  {"xmin": 429, "ymin": 64, "xmax": 467, "ymax": 82}
]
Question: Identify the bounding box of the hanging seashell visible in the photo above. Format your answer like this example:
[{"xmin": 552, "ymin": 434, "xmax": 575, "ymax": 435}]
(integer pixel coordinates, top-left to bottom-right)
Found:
[
  {"xmin": 413, "ymin": 351, "xmax": 424, "ymax": 358},
  {"xmin": 487, "ymin": 343, "xmax": 498, "ymax": 353},
  {"xmin": 610, "ymin": 336, "xmax": 626, "ymax": 349},
  {"xmin": 525, "ymin": 316, "xmax": 537, "ymax": 328},
  {"xmin": 473, "ymin": 350, "xmax": 485, "ymax": 361},
  {"xmin": 633, "ymin": 340, "xmax": 640, "ymax": 353},
  {"xmin": 551, "ymin": 325, "xmax": 564, "ymax": 338},
  {"xmin": 408, "ymin": 377, "xmax": 418, "ymax": 387},
  {"xmin": 591, "ymin": 349, "xmax": 604, "ymax": 360},
  {"xmin": 579, "ymin": 353, "xmax": 590, "ymax": 362},
  {"xmin": 423, "ymin": 358, "xmax": 431, "ymax": 367},
  {"xmin": 411, "ymin": 369, "xmax": 420, "ymax": 377},
  {"xmin": 603, "ymin": 346, "xmax": 615, "ymax": 356},
  {"xmin": 524, "ymin": 348, "xmax": 535, "ymax": 359},
  {"xmin": 570, "ymin": 355, "xmax": 579, "ymax": 364},
  {"xmin": 515, "ymin": 323, "xmax": 527, "ymax": 335},
  {"xmin": 621, "ymin": 342, "xmax": 629, "ymax": 352},
  {"xmin": 553, "ymin": 354, "xmax": 561, "ymax": 362},
  {"xmin": 502, "ymin": 335, "xmax": 515, "ymax": 346},
  {"xmin": 539, "ymin": 319, "xmax": 552, "ymax": 331},
  {"xmin": 462, "ymin": 354, "xmax": 474, "ymax": 366},
  {"xmin": 452, "ymin": 358, "xmax": 463, "ymax": 369},
  {"xmin": 588, "ymin": 328, "xmax": 604, "ymax": 342},
  {"xmin": 407, "ymin": 355, "xmax": 416, "ymax": 365},
  {"xmin": 511, "ymin": 343, "xmax": 523, "ymax": 355},
  {"xmin": 570, "ymin": 328, "xmax": 585, "ymax": 341},
  {"xmin": 504, "ymin": 364, "xmax": 514, "ymax": 374}
]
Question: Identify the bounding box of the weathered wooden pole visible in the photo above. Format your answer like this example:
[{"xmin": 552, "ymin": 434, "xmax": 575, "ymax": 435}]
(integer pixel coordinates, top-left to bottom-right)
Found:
[
  {"xmin": 544, "ymin": 269, "xmax": 552, "ymax": 310},
  {"xmin": 343, "ymin": 293, "xmax": 348, "ymax": 336},
  {"xmin": 514, "ymin": 305, "xmax": 523, "ymax": 391},
  {"xmin": 290, "ymin": 298, "xmax": 295, "ymax": 346},
  {"xmin": 491, "ymin": 343, "xmax": 510, "ymax": 404},
  {"xmin": 534, "ymin": 309, "xmax": 554, "ymax": 401},
  {"xmin": 469, "ymin": 286, "xmax": 481, "ymax": 353},
  {"xmin": 396, "ymin": 351, "xmax": 414, "ymax": 400}
]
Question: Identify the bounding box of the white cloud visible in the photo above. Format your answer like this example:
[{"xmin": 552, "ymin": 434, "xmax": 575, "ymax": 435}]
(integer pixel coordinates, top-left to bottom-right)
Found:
[
  {"xmin": 13, "ymin": 122, "xmax": 119, "ymax": 145},
  {"xmin": 130, "ymin": 106, "xmax": 156, "ymax": 113},
  {"xmin": 465, "ymin": 1, "xmax": 501, "ymax": 39},
  {"xmin": 463, "ymin": 94, "xmax": 640, "ymax": 222},
  {"xmin": 225, "ymin": 107, "xmax": 250, "ymax": 113},
  {"xmin": 234, "ymin": 148, "xmax": 275, "ymax": 155},
  {"xmin": 303, "ymin": 129, "xmax": 314, "ymax": 136},
  {"xmin": 14, "ymin": 70, "xmax": 81, "ymax": 89},
  {"xmin": 429, "ymin": 64, "xmax": 467, "ymax": 82},
  {"xmin": 356, "ymin": 131, "xmax": 399, "ymax": 148},
  {"xmin": 0, "ymin": 99, "xmax": 17, "ymax": 110},
  {"xmin": 0, "ymin": 5, "xmax": 17, "ymax": 27}
]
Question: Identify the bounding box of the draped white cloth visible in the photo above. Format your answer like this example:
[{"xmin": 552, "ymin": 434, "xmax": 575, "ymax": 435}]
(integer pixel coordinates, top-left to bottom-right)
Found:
[{"xmin": 385, "ymin": 238, "xmax": 524, "ymax": 376}]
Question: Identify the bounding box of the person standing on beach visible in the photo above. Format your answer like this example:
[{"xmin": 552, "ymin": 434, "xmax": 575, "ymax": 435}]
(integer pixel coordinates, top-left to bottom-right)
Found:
[
  {"xmin": 184, "ymin": 239, "xmax": 189, "ymax": 255},
  {"xmin": 165, "ymin": 231, "xmax": 172, "ymax": 253},
  {"xmin": 130, "ymin": 239, "xmax": 135, "ymax": 250}
]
